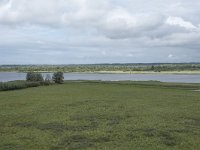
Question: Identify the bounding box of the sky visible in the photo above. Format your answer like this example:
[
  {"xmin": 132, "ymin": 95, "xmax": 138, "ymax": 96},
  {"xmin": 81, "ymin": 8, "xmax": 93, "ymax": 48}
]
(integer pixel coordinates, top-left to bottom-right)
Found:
[{"xmin": 0, "ymin": 0, "xmax": 200, "ymax": 64}]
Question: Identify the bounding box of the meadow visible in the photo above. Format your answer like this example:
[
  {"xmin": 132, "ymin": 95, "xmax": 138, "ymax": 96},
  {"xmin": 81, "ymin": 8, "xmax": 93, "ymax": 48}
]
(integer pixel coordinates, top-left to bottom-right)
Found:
[{"xmin": 0, "ymin": 81, "xmax": 200, "ymax": 150}]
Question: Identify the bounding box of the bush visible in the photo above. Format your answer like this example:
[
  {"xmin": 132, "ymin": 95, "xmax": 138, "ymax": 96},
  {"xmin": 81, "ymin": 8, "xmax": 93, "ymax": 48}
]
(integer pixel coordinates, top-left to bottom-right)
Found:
[
  {"xmin": 26, "ymin": 72, "xmax": 44, "ymax": 82},
  {"xmin": 40, "ymin": 81, "xmax": 51, "ymax": 86},
  {"xmin": 0, "ymin": 81, "xmax": 41, "ymax": 91},
  {"xmin": 52, "ymin": 72, "xmax": 64, "ymax": 84},
  {"xmin": 0, "ymin": 80, "xmax": 52, "ymax": 91}
]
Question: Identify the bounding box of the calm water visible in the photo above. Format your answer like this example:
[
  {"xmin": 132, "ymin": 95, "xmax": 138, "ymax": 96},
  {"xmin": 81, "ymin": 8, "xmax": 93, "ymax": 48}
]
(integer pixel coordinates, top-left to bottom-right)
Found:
[{"xmin": 0, "ymin": 72, "xmax": 200, "ymax": 83}]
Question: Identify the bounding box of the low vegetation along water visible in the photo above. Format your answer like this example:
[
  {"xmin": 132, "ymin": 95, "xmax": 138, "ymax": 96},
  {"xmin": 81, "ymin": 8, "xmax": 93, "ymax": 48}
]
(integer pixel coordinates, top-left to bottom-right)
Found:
[
  {"xmin": 0, "ymin": 81, "xmax": 200, "ymax": 150},
  {"xmin": 1, "ymin": 72, "xmax": 200, "ymax": 83}
]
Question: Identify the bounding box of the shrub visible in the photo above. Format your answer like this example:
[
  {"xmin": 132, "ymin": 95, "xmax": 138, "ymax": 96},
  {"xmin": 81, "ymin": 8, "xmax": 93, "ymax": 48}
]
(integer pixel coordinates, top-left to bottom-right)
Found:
[
  {"xmin": 0, "ymin": 80, "xmax": 52, "ymax": 91},
  {"xmin": 40, "ymin": 81, "xmax": 51, "ymax": 86},
  {"xmin": 0, "ymin": 81, "xmax": 41, "ymax": 91},
  {"xmin": 52, "ymin": 72, "xmax": 64, "ymax": 84}
]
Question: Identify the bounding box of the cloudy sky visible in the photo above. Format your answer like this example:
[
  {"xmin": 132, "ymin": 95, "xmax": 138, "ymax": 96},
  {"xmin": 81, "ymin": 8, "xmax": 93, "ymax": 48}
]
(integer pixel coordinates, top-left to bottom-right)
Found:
[{"xmin": 0, "ymin": 0, "xmax": 200, "ymax": 64}]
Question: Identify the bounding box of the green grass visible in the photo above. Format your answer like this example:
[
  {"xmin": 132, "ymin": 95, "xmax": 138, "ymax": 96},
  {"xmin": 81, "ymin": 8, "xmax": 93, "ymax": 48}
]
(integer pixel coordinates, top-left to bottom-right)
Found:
[{"xmin": 0, "ymin": 81, "xmax": 200, "ymax": 150}]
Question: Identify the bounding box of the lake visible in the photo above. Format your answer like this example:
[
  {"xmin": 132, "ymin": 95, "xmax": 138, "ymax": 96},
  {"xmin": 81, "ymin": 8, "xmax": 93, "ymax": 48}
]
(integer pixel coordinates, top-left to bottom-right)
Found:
[{"xmin": 0, "ymin": 72, "xmax": 200, "ymax": 83}]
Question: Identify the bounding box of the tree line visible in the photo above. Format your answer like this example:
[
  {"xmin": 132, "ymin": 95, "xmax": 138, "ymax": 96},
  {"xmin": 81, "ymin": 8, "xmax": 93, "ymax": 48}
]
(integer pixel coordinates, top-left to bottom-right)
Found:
[
  {"xmin": 1, "ymin": 64, "xmax": 200, "ymax": 72},
  {"xmin": 26, "ymin": 72, "xmax": 64, "ymax": 83}
]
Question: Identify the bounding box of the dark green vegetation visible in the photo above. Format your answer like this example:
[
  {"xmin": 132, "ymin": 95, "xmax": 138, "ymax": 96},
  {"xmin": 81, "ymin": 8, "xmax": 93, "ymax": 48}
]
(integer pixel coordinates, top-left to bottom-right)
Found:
[
  {"xmin": 0, "ymin": 80, "xmax": 51, "ymax": 91},
  {"xmin": 0, "ymin": 81, "xmax": 200, "ymax": 150},
  {"xmin": 1, "ymin": 63, "xmax": 200, "ymax": 72}
]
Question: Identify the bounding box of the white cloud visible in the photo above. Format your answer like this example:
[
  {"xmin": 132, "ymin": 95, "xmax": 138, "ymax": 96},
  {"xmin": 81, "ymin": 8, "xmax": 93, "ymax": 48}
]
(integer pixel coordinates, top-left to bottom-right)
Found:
[
  {"xmin": 165, "ymin": 16, "xmax": 197, "ymax": 30},
  {"xmin": 99, "ymin": 8, "xmax": 164, "ymax": 39}
]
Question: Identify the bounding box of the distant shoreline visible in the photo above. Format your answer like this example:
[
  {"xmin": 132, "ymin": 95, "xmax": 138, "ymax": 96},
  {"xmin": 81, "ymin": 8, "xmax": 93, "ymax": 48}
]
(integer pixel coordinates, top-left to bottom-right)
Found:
[
  {"xmin": 1, "ymin": 63, "xmax": 200, "ymax": 75},
  {"xmin": 87, "ymin": 71, "xmax": 200, "ymax": 75},
  {"xmin": 1, "ymin": 70, "xmax": 200, "ymax": 75}
]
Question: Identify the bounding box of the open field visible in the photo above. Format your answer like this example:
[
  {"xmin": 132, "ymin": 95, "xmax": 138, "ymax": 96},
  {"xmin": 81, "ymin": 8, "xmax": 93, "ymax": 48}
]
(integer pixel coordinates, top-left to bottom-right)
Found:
[{"xmin": 0, "ymin": 81, "xmax": 200, "ymax": 150}]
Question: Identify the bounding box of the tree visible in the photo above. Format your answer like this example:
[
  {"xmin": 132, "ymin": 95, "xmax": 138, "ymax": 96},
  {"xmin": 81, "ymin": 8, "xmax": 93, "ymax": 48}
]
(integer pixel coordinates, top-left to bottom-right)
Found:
[
  {"xmin": 26, "ymin": 72, "xmax": 44, "ymax": 82},
  {"xmin": 52, "ymin": 72, "xmax": 64, "ymax": 84}
]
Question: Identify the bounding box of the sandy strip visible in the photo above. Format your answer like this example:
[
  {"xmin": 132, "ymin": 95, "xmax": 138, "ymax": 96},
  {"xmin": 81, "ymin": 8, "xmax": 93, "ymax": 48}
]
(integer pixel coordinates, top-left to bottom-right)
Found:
[{"xmin": 193, "ymin": 90, "xmax": 200, "ymax": 91}]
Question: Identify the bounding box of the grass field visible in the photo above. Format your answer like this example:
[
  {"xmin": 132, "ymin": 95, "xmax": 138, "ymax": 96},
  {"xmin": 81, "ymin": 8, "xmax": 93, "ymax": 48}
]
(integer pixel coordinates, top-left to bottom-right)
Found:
[{"xmin": 0, "ymin": 81, "xmax": 200, "ymax": 150}]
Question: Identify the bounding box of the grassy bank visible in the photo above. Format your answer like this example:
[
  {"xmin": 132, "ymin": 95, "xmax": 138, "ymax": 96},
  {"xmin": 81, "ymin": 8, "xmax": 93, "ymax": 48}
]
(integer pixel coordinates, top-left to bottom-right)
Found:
[{"xmin": 0, "ymin": 81, "xmax": 200, "ymax": 149}]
